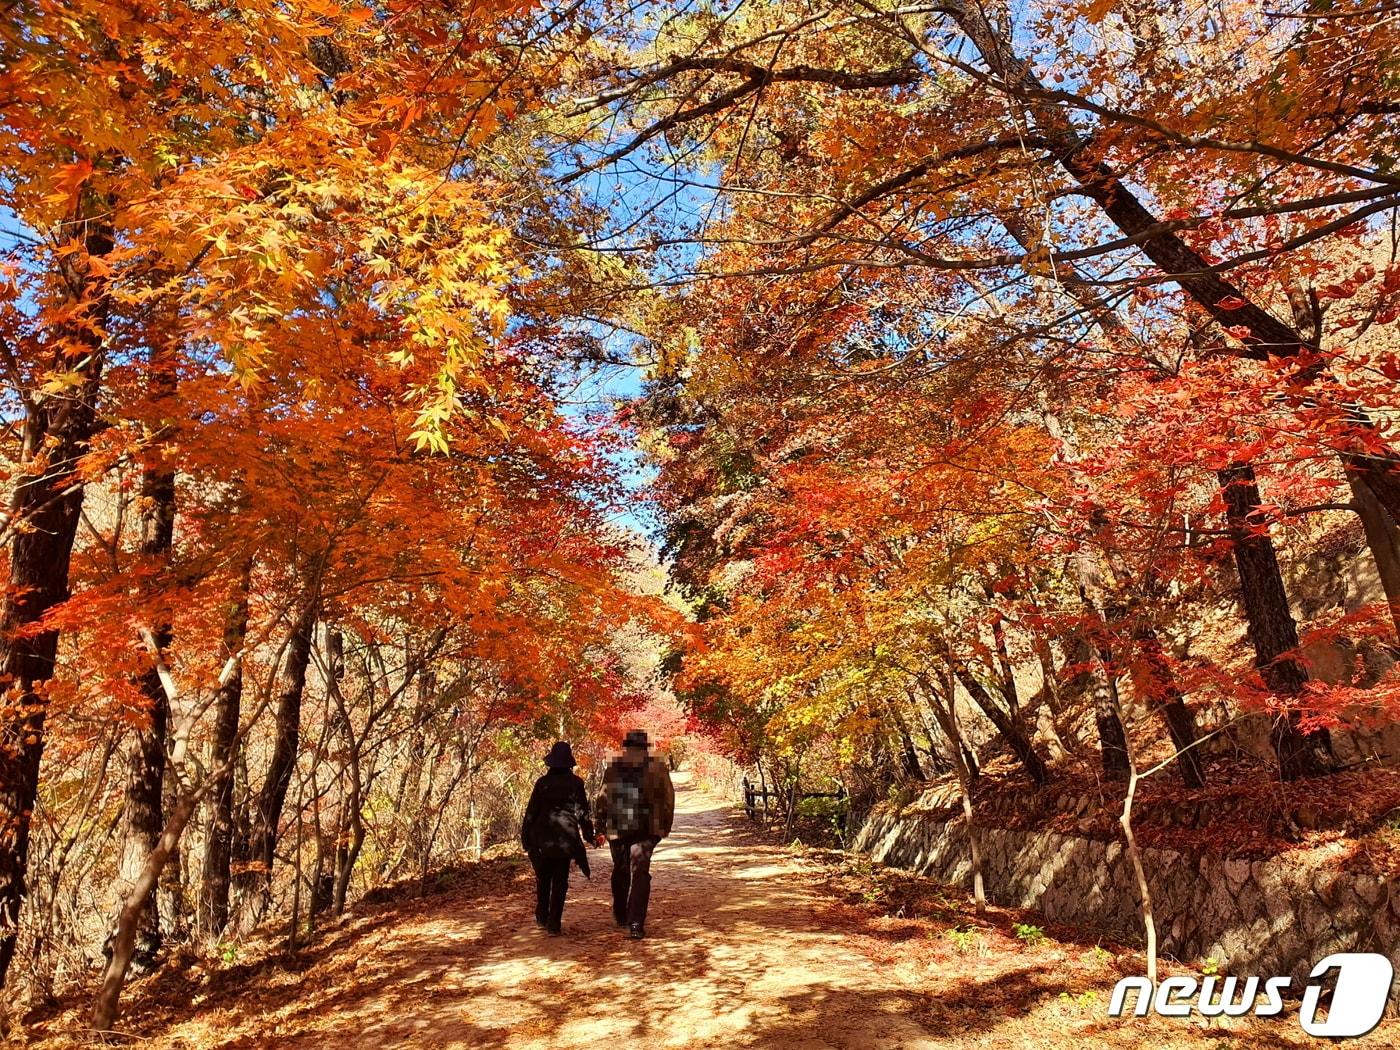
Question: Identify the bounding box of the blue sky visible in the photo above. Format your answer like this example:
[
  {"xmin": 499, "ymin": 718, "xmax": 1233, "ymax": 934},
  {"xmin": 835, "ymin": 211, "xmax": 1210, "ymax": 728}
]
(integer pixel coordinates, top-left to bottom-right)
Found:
[{"xmin": 546, "ymin": 120, "xmax": 724, "ymax": 549}]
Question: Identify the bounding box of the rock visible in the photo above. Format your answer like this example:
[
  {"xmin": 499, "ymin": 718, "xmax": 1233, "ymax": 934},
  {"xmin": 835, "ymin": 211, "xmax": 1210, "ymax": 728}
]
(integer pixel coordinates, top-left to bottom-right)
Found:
[
  {"xmin": 1216, "ymin": 923, "xmax": 1257, "ymax": 967},
  {"xmin": 1331, "ymin": 896, "xmax": 1364, "ymax": 934},
  {"xmin": 1299, "ymin": 900, "xmax": 1332, "ymax": 938},
  {"xmin": 1223, "ymin": 858, "xmax": 1251, "ymax": 891},
  {"xmin": 1263, "ymin": 885, "xmax": 1296, "ymax": 924},
  {"xmin": 1270, "ymin": 927, "xmax": 1304, "ymax": 972},
  {"xmin": 1353, "ymin": 874, "xmax": 1385, "ymax": 908},
  {"xmin": 1235, "ymin": 880, "xmax": 1265, "ymax": 917},
  {"xmin": 1313, "ymin": 871, "xmax": 1341, "ymax": 907}
]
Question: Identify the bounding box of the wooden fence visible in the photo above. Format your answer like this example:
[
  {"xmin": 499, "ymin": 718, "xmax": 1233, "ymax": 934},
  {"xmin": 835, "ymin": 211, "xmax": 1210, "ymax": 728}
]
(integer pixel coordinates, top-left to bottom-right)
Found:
[{"xmin": 741, "ymin": 776, "xmax": 846, "ymax": 824}]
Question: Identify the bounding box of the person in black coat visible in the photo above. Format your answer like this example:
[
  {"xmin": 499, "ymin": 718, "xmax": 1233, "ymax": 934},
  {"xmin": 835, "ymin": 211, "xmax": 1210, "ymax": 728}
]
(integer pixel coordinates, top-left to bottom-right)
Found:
[{"xmin": 520, "ymin": 741, "xmax": 594, "ymax": 934}]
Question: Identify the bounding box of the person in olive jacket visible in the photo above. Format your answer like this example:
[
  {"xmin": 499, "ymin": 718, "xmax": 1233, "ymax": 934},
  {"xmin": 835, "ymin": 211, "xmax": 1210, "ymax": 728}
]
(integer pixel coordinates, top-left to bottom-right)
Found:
[
  {"xmin": 520, "ymin": 741, "xmax": 594, "ymax": 935},
  {"xmin": 594, "ymin": 729, "xmax": 675, "ymax": 940}
]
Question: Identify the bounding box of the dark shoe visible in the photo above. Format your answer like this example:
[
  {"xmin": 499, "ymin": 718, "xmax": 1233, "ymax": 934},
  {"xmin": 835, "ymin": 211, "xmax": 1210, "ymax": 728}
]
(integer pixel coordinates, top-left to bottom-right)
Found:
[
  {"xmin": 534, "ymin": 916, "xmax": 547, "ymax": 929},
  {"xmin": 546, "ymin": 926, "xmax": 562, "ymax": 936},
  {"xmin": 613, "ymin": 911, "xmax": 626, "ymax": 928},
  {"xmin": 628, "ymin": 923, "xmax": 645, "ymax": 940}
]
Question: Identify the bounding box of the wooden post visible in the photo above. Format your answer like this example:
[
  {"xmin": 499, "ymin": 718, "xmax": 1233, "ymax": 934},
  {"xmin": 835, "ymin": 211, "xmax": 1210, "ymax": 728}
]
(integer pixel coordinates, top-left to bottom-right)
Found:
[{"xmin": 757, "ymin": 761, "xmax": 770, "ymax": 823}]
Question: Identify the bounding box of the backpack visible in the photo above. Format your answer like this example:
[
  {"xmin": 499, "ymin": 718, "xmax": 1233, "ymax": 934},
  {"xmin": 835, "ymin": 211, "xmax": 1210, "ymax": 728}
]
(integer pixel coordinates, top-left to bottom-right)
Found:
[{"xmin": 608, "ymin": 760, "xmax": 650, "ymax": 837}]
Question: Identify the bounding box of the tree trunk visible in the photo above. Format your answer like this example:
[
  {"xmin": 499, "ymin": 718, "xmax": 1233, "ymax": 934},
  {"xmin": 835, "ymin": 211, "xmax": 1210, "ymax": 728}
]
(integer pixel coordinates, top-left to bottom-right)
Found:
[
  {"xmin": 157, "ymin": 752, "xmax": 187, "ymax": 944},
  {"xmin": 410, "ymin": 738, "xmax": 449, "ymax": 879},
  {"xmin": 905, "ymin": 690, "xmax": 953, "ymax": 774},
  {"xmin": 1087, "ymin": 654, "xmax": 1132, "ymax": 781},
  {"xmin": 198, "ymin": 571, "xmax": 250, "ymax": 939},
  {"xmin": 946, "ymin": 0, "xmax": 1400, "ymax": 524},
  {"xmin": 96, "ymin": 635, "xmax": 277, "ymax": 1032},
  {"xmin": 923, "ymin": 676, "xmax": 984, "ymax": 913},
  {"xmin": 985, "ymin": 606, "xmax": 1021, "ymax": 714},
  {"xmin": 236, "ymin": 599, "xmax": 317, "ymax": 924},
  {"xmin": 1040, "ymin": 407, "xmax": 1131, "ymax": 779},
  {"xmin": 1217, "ymin": 464, "xmax": 1332, "ymax": 779},
  {"xmin": 0, "ymin": 207, "xmax": 113, "ymax": 989},
  {"xmin": 1281, "ymin": 284, "xmax": 1400, "ymax": 643},
  {"xmin": 323, "ymin": 627, "xmax": 364, "ymax": 914},
  {"xmin": 1348, "ymin": 474, "xmax": 1400, "ymax": 641},
  {"xmin": 331, "ymin": 705, "xmax": 365, "ymax": 914},
  {"xmin": 379, "ymin": 732, "xmax": 430, "ymax": 880},
  {"xmin": 116, "ymin": 683, "xmax": 167, "ymax": 971},
  {"xmin": 376, "ymin": 666, "xmax": 434, "ymax": 880},
  {"xmin": 948, "ymin": 657, "xmax": 1049, "ymax": 785},
  {"xmin": 288, "ymin": 768, "xmax": 307, "ymax": 949},
  {"xmin": 1009, "ymin": 603, "xmax": 1071, "ymax": 762},
  {"xmin": 116, "ymin": 346, "xmax": 179, "ymax": 967},
  {"xmin": 93, "ymin": 784, "xmax": 200, "ymax": 1033},
  {"xmin": 782, "ymin": 759, "xmax": 801, "ymax": 842},
  {"xmin": 333, "ymin": 796, "xmax": 364, "ymax": 915},
  {"xmin": 1095, "ymin": 554, "xmax": 1207, "ymax": 787},
  {"xmin": 1130, "ymin": 626, "xmax": 1206, "ymax": 788},
  {"xmin": 882, "ymin": 697, "xmax": 926, "ymax": 781},
  {"xmin": 1069, "ymin": 545, "xmax": 1131, "ymax": 781},
  {"xmin": 1120, "ymin": 763, "xmax": 1158, "ymax": 985}
]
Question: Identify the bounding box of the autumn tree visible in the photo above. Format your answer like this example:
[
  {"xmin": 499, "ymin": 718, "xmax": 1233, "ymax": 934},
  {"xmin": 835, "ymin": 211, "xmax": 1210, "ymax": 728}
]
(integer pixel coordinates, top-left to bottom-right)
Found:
[{"xmin": 0, "ymin": 1, "xmax": 682, "ymax": 1028}]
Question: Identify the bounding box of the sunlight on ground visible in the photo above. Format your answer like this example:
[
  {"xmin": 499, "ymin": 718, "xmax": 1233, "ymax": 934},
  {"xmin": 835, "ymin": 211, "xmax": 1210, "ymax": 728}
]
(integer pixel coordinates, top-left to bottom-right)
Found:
[{"xmin": 46, "ymin": 783, "xmax": 1398, "ymax": 1050}]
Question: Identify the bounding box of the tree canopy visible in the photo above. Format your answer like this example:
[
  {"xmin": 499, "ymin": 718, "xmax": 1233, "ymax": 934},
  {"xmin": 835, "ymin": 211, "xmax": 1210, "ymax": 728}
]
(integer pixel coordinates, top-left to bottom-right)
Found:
[{"xmin": 2, "ymin": 0, "xmax": 1400, "ymax": 1033}]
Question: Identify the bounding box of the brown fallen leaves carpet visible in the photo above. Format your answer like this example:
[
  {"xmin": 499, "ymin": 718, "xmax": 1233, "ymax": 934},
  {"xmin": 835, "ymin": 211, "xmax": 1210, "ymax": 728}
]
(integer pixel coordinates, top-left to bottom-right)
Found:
[{"xmin": 22, "ymin": 779, "xmax": 1400, "ymax": 1048}]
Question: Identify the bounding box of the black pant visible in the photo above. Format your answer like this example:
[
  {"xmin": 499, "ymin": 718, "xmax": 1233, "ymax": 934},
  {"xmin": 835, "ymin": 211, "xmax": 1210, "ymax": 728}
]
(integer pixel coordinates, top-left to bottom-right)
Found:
[
  {"xmin": 530, "ymin": 852, "xmax": 570, "ymax": 932},
  {"xmin": 609, "ymin": 836, "xmax": 658, "ymax": 927}
]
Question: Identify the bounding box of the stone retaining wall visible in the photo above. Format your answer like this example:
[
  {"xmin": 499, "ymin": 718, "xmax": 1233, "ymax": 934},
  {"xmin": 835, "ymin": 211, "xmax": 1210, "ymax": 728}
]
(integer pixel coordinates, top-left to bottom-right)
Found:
[{"xmin": 855, "ymin": 804, "xmax": 1400, "ymax": 996}]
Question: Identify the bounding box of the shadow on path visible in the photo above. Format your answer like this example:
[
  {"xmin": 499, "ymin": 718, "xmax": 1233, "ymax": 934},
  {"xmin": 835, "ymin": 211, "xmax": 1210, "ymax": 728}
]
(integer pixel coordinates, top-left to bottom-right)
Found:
[
  {"xmin": 155, "ymin": 779, "xmax": 948, "ymax": 1049},
  {"xmin": 93, "ymin": 776, "xmax": 1361, "ymax": 1049}
]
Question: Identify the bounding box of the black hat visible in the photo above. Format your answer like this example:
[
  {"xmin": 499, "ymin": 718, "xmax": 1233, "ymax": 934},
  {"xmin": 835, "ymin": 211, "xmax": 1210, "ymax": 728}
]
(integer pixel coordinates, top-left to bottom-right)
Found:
[
  {"xmin": 622, "ymin": 729, "xmax": 649, "ymax": 749},
  {"xmin": 544, "ymin": 741, "xmax": 576, "ymax": 768}
]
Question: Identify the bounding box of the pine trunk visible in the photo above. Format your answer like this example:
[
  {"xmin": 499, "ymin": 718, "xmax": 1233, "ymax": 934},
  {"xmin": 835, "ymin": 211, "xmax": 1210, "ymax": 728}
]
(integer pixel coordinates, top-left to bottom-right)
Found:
[{"xmin": 1218, "ymin": 464, "xmax": 1332, "ymax": 779}]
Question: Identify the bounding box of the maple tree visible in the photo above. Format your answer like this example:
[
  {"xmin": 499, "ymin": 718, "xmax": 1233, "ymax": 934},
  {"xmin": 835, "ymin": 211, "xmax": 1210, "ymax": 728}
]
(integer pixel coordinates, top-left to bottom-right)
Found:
[
  {"xmin": 3, "ymin": 0, "xmax": 1400, "ymax": 1038},
  {"xmin": 0, "ymin": 0, "xmax": 682, "ymax": 1031},
  {"xmin": 583, "ymin": 0, "xmax": 1400, "ymax": 798}
]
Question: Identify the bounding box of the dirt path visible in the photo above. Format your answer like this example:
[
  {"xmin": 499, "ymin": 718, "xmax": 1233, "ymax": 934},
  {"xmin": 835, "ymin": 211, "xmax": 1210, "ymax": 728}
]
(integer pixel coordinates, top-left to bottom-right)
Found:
[
  {"xmin": 63, "ymin": 775, "xmax": 1396, "ymax": 1049},
  {"xmin": 151, "ymin": 776, "xmax": 945, "ymax": 1049}
]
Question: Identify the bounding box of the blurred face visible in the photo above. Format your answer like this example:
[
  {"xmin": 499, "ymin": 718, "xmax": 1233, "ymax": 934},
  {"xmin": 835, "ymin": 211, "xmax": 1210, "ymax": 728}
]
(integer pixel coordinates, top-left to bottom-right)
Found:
[{"xmin": 623, "ymin": 744, "xmax": 648, "ymax": 764}]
